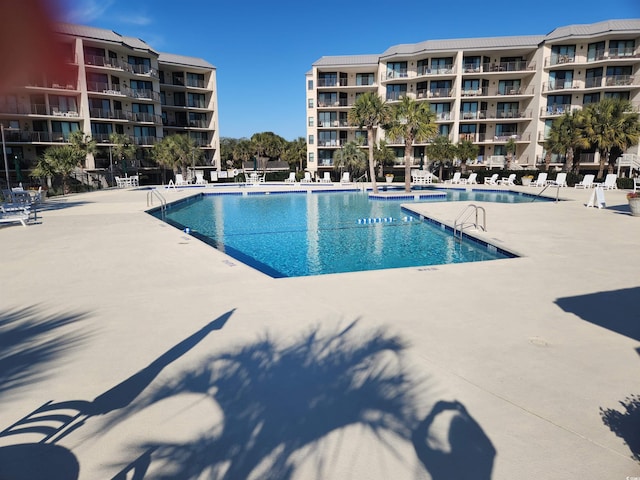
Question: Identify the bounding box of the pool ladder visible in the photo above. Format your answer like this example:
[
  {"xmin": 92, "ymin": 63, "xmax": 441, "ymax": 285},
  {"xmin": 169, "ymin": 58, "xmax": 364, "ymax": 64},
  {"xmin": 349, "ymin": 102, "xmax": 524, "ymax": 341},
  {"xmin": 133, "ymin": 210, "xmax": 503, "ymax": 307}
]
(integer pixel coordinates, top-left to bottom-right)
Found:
[
  {"xmin": 453, "ymin": 204, "xmax": 486, "ymax": 241},
  {"xmin": 146, "ymin": 188, "xmax": 167, "ymax": 216}
]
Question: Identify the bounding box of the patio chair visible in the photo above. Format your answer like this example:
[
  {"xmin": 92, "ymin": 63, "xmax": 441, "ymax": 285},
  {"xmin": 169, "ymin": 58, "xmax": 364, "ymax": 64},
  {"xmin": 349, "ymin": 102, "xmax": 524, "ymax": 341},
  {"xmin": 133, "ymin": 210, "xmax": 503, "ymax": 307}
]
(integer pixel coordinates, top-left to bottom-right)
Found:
[
  {"xmin": 596, "ymin": 173, "xmax": 618, "ymax": 190},
  {"xmin": 498, "ymin": 173, "xmax": 516, "ymax": 186},
  {"xmin": 301, "ymin": 172, "xmax": 314, "ymax": 184},
  {"xmin": 195, "ymin": 171, "xmax": 207, "ymax": 185},
  {"xmin": 445, "ymin": 172, "xmax": 462, "ymax": 184},
  {"xmin": 320, "ymin": 172, "xmax": 332, "ymax": 183},
  {"xmin": 549, "ymin": 172, "xmax": 567, "ymax": 187},
  {"xmin": 462, "ymin": 173, "xmax": 478, "ymax": 184},
  {"xmin": 634, "ymin": 177, "xmax": 640, "ymax": 192},
  {"xmin": 340, "ymin": 172, "xmax": 351, "ymax": 184},
  {"xmin": 483, "ymin": 173, "xmax": 499, "ymax": 185},
  {"xmin": 574, "ymin": 174, "xmax": 595, "ymax": 189},
  {"xmin": 284, "ymin": 172, "xmax": 296, "ymax": 183},
  {"xmin": 529, "ymin": 172, "xmax": 548, "ymax": 187}
]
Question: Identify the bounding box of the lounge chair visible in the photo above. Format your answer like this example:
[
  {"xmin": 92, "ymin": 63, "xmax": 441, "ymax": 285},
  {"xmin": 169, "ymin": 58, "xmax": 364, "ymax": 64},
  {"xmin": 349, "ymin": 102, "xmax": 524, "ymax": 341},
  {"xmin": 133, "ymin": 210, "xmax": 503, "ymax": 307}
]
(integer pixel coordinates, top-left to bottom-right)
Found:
[
  {"xmin": 483, "ymin": 173, "xmax": 499, "ymax": 185},
  {"xmin": 301, "ymin": 172, "xmax": 314, "ymax": 184},
  {"xmin": 498, "ymin": 173, "xmax": 516, "ymax": 186},
  {"xmin": 175, "ymin": 174, "xmax": 189, "ymax": 186},
  {"xmin": 574, "ymin": 174, "xmax": 594, "ymax": 189},
  {"xmin": 462, "ymin": 173, "xmax": 478, "ymax": 184},
  {"xmin": 0, "ymin": 205, "xmax": 31, "ymax": 226},
  {"xmin": 549, "ymin": 172, "xmax": 567, "ymax": 187},
  {"xmin": 320, "ymin": 172, "xmax": 332, "ymax": 183},
  {"xmin": 284, "ymin": 172, "xmax": 296, "ymax": 183},
  {"xmin": 411, "ymin": 170, "xmax": 431, "ymax": 185},
  {"xmin": 195, "ymin": 171, "xmax": 207, "ymax": 185},
  {"xmin": 529, "ymin": 172, "xmax": 548, "ymax": 187},
  {"xmin": 445, "ymin": 172, "xmax": 462, "ymax": 184},
  {"xmin": 340, "ymin": 172, "xmax": 351, "ymax": 184},
  {"xmin": 634, "ymin": 177, "xmax": 640, "ymax": 192},
  {"xmin": 596, "ymin": 173, "xmax": 618, "ymax": 190}
]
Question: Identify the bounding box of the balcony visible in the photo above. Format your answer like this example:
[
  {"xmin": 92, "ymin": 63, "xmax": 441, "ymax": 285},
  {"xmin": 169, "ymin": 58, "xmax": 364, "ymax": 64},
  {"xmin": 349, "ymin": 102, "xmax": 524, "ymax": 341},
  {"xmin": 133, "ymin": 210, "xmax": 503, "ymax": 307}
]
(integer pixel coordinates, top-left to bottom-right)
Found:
[
  {"xmin": 546, "ymin": 54, "xmax": 576, "ymax": 67},
  {"xmin": 459, "ymin": 133, "xmax": 476, "ymax": 142},
  {"xmin": 608, "ymin": 47, "xmax": 639, "ymax": 59},
  {"xmin": 89, "ymin": 108, "xmax": 131, "ymax": 120},
  {"xmin": 585, "ymin": 76, "xmax": 603, "ymax": 88},
  {"xmin": 482, "ymin": 61, "xmax": 534, "ymax": 72},
  {"xmin": 587, "ymin": 50, "xmax": 607, "ymax": 62},
  {"xmin": 133, "ymin": 136, "xmax": 158, "ymax": 146},
  {"xmin": 318, "ymin": 139, "xmax": 344, "ymax": 147},
  {"xmin": 543, "ymin": 81, "xmax": 579, "ymax": 92},
  {"xmin": 461, "ymin": 88, "xmax": 483, "ymax": 97},
  {"xmin": 386, "ymin": 92, "xmax": 406, "ymax": 101},
  {"xmin": 186, "ymin": 78, "xmax": 206, "ymax": 88},
  {"xmin": 3, "ymin": 130, "xmax": 56, "ymax": 143},
  {"xmin": 132, "ymin": 112, "xmax": 162, "ymax": 124},
  {"xmin": 541, "ymin": 105, "xmax": 581, "ymax": 116},
  {"xmin": 386, "ymin": 69, "xmax": 408, "ymax": 79},
  {"xmin": 85, "ymin": 55, "xmax": 158, "ymax": 78},
  {"xmin": 417, "ymin": 65, "xmax": 454, "ymax": 76},
  {"xmin": 605, "ymin": 75, "xmax": 635, "ymax": 87}
]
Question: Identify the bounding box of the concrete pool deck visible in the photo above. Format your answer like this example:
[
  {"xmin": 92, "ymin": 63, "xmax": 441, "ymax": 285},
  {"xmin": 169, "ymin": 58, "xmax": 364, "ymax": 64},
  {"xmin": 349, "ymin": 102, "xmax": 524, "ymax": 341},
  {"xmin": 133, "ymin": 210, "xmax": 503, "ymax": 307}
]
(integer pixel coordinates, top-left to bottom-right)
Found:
[{"xmin": 1, "ymin": 182, "xmax": 639, "ymax": 479}]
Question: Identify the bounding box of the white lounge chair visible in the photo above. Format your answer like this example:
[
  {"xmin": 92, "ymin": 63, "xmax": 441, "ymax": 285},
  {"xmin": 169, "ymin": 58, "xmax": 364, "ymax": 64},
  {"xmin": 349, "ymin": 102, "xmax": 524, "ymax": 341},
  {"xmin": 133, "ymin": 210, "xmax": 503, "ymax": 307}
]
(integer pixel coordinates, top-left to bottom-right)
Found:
[
  {"xmin": 529, "ymin": 172, "xmax": 548, "ymax": 187},
  {"xmin": 634, "ymin": 177, "xmax": 640, "ymax": 192},
  {"xmin": 596, "ymin": 173, "xmax": 618, "ymax": 190},
  {"xmin": 340, "ymin": 172, "xmax": 351, "ymax": 184},
  {"xmin": 195, "ymin": 171, "xmax": 207, "ymax": 185},
  {"xmin": 483, "ymin": 173, "xmax": 499, "ymax": 185},
  {"xmin": 175, "ymin": 174, "xmax": 189, "ymax": 186},
  {"xmin": 549, "ymin": 172, "xmax": 567, "ymax": 187},
  {"xmin": 445, "ymin": 172, "xmax": 462, "ymax": 184},
  {"xmin": 574, "ymin": 174, "xmax": 595, "ymax": 189},
  {"xmin": 411, "ymin": 170, "xmax": 432, "ymax": 185},
  {"xmin": 498, "ymin": 173, "xmax": 516, "ymax": 186},
  {"xmin": 301, "ymin": 172, "xmax": 314, "ymax": 184},
  {"xmin": 0, "ymin": 205, "xmax": 31, "ymax": 226},
  {"xmin": 320, "ymin": 172, "xmax": 332, "ymax": 183},
  {"xmin": 284, "ymin": 172, "xmax": 296, "ymax": 183},
  {"xmin": 462, "ymin": 173, "xmax": 478, "ymax": 184}
]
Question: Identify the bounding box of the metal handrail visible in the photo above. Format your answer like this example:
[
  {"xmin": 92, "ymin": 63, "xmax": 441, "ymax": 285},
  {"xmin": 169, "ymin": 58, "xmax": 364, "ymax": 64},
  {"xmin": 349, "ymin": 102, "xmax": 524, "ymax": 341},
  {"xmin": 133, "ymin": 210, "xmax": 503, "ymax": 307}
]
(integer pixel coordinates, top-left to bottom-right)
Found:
[
  {"xmin": 453, "ymin": 204, "xmax": 486, "ymax": 240},
  {"xmin": 531, "ymin": 182, "xmax": 561, "ymax": 202},
  {"xmin": 146, "ymin": 188, "xmax": 167, "ymax": 214}
]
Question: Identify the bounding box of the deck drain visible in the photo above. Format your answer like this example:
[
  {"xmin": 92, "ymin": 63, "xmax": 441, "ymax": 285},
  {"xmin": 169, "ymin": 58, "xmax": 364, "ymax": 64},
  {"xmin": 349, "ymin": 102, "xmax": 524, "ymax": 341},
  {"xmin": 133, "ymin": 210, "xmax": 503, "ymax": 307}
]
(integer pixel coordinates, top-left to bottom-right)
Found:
[{"xmin": 529, "ymin": 336, "xmax": 550, "ymax": 347}]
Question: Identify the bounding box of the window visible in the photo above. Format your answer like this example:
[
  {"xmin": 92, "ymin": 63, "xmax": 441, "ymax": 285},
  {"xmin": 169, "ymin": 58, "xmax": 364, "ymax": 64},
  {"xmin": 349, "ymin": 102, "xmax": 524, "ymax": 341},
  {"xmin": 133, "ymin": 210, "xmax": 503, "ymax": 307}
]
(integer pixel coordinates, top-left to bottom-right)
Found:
[
  {"xmin": 430, "ymin": 80, "xmax": 451, "ymax": 97},
  {"xmin": 174, "ymin": 92, "xmax": 186, "ymax": 106},
  {"xmin": 386, "ymin": 84, "xmax": 406, "ymax": 101},
  {"xmin": 308, "ymin": 98, "xmax": 314, "ymax": 108},
  {"xmin": 189, "ymin": 112, "xmax": 206, "ymax": 127},
  {"xmin": 187, "ymin": 73, "xmax": 205, "ymax": 88},
  {"xmin": 308, "ymin": 134, "xmax": 314, "ymax": 145},
  {"xmin": 132, "ymin": 103, "xmax": 154, "ymax": 113},
  {"xmin": 551, "ymin": 45, "xmax": 576, "ymax": 64},
  {"xmin": 587, "ymin": 41, "xmax": 606, "ymax": 62},
  {"xmin": 188, "ymin": 93, "xmax": 206, "ymax": 108},
  {"xmin": 318, "ymin": 112, "xmax": 336, "ymax": 127},
  {"xmin": 91, "ymin": 122, "xmax": 112, "ymax": 135},
  {"xmin": 461, "ymin": 102, "xmax": 478, "ymax": 119},
  {"xmin": 495, "ymin": 124, "xmax": 517, "ymax": 136},
  {"xmin": 134, "ymin": 126, "xmax": 155, "ymax": 140},
  {"xmin": 308, "ymin": 116, "xmax": 314, "ymax": 127},
  {"xmin": 318, "ymin": 92, "xmax": 337, "ymax": 107},
  {"xmin": 583, "ymin": 93, "xmax": 600, "ymax": 104},
  {"xmin": 546, "ymin": 95, "xmax": 571, "ymax": 114},
  {"xmin": 498, "ymin": 80, "xmax": 521, "ymax": 95},
  {"xmin": 49, "ymin": 95, "xmax": 78, "ymax": 114},
  {"xmin": 463, "ymin": 56, "xmax": 481, "ymax": 72},
  {"xmin": 438, "ymin": 125, "xmax": 450, "ymax": 137},
  {"xmin": 130, "ymin": 80, "xmax": 152, "ymax": 91},
  {"xmin": 431, "ymin": 57, "xmax": 453, "ymax": 74},
  {"xmin": 386, "ymin": 62, "xmax": 407, "ymax": 79},
  {"xmin": 585, "ymin": 68, "xmax": 603, "ymax": 88},
  {"xmin": 609, "ymin": 39, "xmax": 635, "ymax": 58},
  {"xmin": 431, "ymin": 102, "xmax": 451, "ymax": 120},
  {"xmin": 462, "ymin": 79, "xmax": 480, "ymax": 93},
  {"xmin": 51, "ymin": 121, "xmax": 79, "ymax": 140},
  {"xmin": 308, "ymin": 152, "xmax": 314, "ymax": 163},
  {"xmin": 417, "ymin": 59, "xmax": 429, "ymax": 75},
  {"xmin": 604, "ymin": 91, "xmax": 630, "ymax": 100},
  {"xmin": 84, "ymin": 46, "xmax": 105, "ymax": 63},
  {"xmin": 356, "ymin": 73, "xmax": 374, "ymax": 86},
  {"xmin": 319, "ymin": 130, "xmax": 337, "ymax": 146},
  {"xmin": 497, "ymin": 102, "xmax": 519, "ymax": 118},
  {"xmin": 548, "ymin": 70, "xmax": 573, "ymax": 90},
  {"xmin": 318, "ymin": 72, "xmax": 337, "ymax": 87},
  {"xmin": 308, "ymin": 79, "xmax": 313, "ymax": 90},
  {"xmin": 355, "ymin": 131, "xmax": 367, "ymax": 145}
]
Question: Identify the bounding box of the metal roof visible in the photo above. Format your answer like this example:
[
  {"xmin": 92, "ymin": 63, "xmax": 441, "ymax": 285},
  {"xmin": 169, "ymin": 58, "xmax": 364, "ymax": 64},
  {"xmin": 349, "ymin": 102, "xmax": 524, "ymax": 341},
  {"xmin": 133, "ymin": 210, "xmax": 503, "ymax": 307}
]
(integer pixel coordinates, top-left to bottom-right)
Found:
[
  {"xmin": 55, "ymin": 23, "xmax": 158, "ymax": 53},
  {"xmin": 544, "ymin": 18, "xmax": 640, "ymax": 41},
  {"xmin": 158, "ymin": 52, "xmax": 215, "ymax": 69},
  {"xmin": 313, "ymin": 55, "xmax": 380, "ymax": 67},
  {"xmin": 381, "ymin": 35, "xmax": 545, "ymax": 58}
]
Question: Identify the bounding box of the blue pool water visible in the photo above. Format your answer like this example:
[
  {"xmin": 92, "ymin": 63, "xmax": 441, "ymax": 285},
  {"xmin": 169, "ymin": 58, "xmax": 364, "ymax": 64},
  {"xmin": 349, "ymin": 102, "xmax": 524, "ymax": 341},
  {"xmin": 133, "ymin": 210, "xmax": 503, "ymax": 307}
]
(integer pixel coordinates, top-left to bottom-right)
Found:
[{"xmin": 153, "ymin": 190, "xmax": 532, "ymax": 277}]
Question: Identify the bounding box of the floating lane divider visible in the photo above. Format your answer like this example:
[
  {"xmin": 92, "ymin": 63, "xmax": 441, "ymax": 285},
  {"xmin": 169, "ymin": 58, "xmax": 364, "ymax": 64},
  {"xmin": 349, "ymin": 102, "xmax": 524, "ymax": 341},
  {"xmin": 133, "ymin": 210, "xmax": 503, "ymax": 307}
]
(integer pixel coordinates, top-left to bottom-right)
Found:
[{"xmin": 356, "ymin": 216, "xmax": 415, "ymax": 224}]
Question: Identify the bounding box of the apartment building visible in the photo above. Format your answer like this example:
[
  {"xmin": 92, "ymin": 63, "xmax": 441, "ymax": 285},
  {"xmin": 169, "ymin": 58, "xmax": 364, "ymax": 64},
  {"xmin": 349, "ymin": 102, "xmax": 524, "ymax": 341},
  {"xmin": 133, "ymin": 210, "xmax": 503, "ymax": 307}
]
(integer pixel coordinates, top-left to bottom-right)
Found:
[
  {"xmin": 0, "ymin": 23, "xmax": 219, "ymax": 184},
  {"xmin": 306, "ymin": 19, "xmax": 640, "ymax": 176}
]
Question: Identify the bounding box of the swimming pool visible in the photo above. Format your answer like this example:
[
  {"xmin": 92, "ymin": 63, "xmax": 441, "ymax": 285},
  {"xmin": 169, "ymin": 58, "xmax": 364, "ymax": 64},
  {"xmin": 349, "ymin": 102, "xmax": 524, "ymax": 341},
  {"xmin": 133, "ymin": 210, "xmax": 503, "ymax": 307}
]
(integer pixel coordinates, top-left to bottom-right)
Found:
[{"xmin": 153, "ymin": 190, "xmax": 527, "ymax": 278}]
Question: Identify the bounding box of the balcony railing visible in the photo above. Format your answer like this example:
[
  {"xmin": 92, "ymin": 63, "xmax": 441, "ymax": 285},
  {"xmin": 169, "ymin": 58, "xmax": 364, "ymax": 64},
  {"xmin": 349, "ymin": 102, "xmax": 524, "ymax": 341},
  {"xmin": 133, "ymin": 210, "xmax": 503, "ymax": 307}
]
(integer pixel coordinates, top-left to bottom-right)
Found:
[
  {"xmin": 605, "ymin": 75, "xmax": 635, "ymax": 86},
  {"xmin": 89, "ymin": 108, "xmax": 131, "ymax": 120},
  {"xmin": 85, "ymin": 55, "xmax": 158, "ymax": 78},
  {"xmin": 386, "ymin": 69, "xmax": 408, "ymax": 79},
  {"xmin": 608, "ymin": 47, "xmax": 639, "ymax": 59},
  {"xmin": 417, "ymin": 65, "xmax": 454, "ymax": 76},
  {"xmin": 587, "ymin": 50, "xmax": 607, "ymax": 62},
  {"xmin": 540, "ymin": 105, "xmax": 581, "ymax": 116},
  {"xmin": 133, "ymin": 136, "xmax": 158, "ymax": 145},
  {"xmin": 386, "ymin": 92, "xmax": 407, "ymax": 101},
  {"xmin": 3, "ymin": 130, "xmax": 56, "ymax": 143},
  {"xmin": 26, "ymin": 79, "xmax": 77, "ymax": 90},
  {"xmin": 317, "ymin": 139, "xmax": 344, "ymax": 147},
  {"xmin": 546, "ymin": 54, "xmax": 576, "ymax": 66},
  {"xmin": 186, "ymin": 78, "xmax": 206, "ymax": 88},
  {"xmin": 585, "ymin": 76, "xmax": 603, "ymax": 88},
  {"xmin": 132, "ymin": 112, "xmax": 162, "ymax": 123},
  {"xmin": 481, "ymin": 61, "xmax": 534, "ymax": 72},
  {"xmin": 543, "ymin": 81, "xmax": 579, "ymax": 92}
]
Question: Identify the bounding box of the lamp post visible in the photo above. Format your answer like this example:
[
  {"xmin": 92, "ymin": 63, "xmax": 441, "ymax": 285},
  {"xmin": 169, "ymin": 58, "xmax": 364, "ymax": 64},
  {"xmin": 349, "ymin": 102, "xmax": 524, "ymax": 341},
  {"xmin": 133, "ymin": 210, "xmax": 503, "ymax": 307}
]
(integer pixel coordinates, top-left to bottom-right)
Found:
[
  {"xmin": 2, "ymin": 124, "xmax": 10, "ymax": 188},
  {"xmin": 103, "ymin": 139, "xmax": 113, "ymax": 186}
]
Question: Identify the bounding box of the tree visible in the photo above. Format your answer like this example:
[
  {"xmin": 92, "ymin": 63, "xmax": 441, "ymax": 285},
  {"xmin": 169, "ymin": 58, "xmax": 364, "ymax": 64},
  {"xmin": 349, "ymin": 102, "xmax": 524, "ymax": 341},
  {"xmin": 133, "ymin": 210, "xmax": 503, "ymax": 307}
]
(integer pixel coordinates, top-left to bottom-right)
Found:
[
  {"xmin": 281, "ymin": 137, "xmax": 307, "ymax": 171},
  {"xmin": 152, "ymin": 134, "xmax": 203, "ymax": 179},
  {"xmin": 232, "ymin": 139, "xmax": 253, "ymax": 167},
  {"xmin": 426, "ymin": 136, "xmax": 457, "ymax": 181},
  {"xmin": 36, "ymin": 145, "xmax": 82, "ymax": 194},
  {"xmin": 250, "ymin": 132, "xmax": 286, "ymax": 165},
  {"xmin": 504, "ymin": 138, "xmax": 517, "ymax": 170},
  {"xmin": 68, "ymin": 130, "xmax": 96, "ymax": 168},
  {"xmin": 109, "ymin": 132, "xmax": 136, "ymax": 176},
  {"xmin": 348, "ymin": 92, "xmax": 391, "ymax": 193},
  {"xmin": 385, "ymin": 96, "xmax": 438, "ymax": 192},
  {"xmin": 373, "ymin": 140, "xmax": 396, "ymax": 177},
  {"xmin": 544, "ymin": 110, "xmax": 589, "ymax": 173},
  {"xmin": 580, "ymin": 98, "xmax": 640, "ymax": 178},
  {"xmin": 456, "ymin": 140, "xmax": 479, "ymax": 173},
  {"xmin": 333, "ymin": 141, "xmax": 366, "ymax": 177}
]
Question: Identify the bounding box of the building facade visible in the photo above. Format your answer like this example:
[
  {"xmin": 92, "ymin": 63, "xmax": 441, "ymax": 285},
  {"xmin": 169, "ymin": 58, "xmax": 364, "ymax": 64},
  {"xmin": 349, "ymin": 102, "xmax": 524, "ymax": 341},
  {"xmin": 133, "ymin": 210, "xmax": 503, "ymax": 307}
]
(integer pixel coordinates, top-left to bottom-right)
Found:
[
  {"xmin": 306, "ymin": 19, "xmax": 640, "ymax": 176},
  {"xmin": 0, "ymin": 23, "xmax": 219, "ymax": 185}
]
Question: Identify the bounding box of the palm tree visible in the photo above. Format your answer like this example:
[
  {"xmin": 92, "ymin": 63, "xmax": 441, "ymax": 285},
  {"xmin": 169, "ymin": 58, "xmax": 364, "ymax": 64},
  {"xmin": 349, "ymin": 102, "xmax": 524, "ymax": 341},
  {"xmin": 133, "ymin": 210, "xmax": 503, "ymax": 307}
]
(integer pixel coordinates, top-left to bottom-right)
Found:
[
  {"xmin": 385, "ymin": 96, "xmax": 438, "ymax": 192},
  {"xmin": 109, "ymin": 132, "xmax": 136, "ymax": 176},
  {"xmin": 580, "ymin": 98, "xmax": 640, "ymax": 178},
  {"xmin": 426, "ymin": 136, "xmax": 457, "ymax": 181},
  {"xmin": 152, "ymin": 134, "xmax": 203, "ymax": 180},
  {"xmin": 456, "ymin": 140, "xmax": 479, "ymax": 174},
  {"xmin": 282, "ymin": 137, "xmax": 307, "ymax": 172},
  {"xmin": 348, "ymin": 92, "xmax": 391, "ymax": 193},
  {"xmin": 68, "ymin": 130, "xmax": 97, "ymax": 168},
  {"xmin": 544, "ymin": 110, "xmax": 589, "ymax": 173},
  {"xmin": 38, "ymin": 145, "xmax": 83, "ymax": 194},
  {"xmin": 232, "ymin": 139, "xmax": 253, "ymax": 168},
  {"xmin": 333, "ymin": 141, "xmax": 367, "ymax": 178},
  {"xmin": 504, "ymin": 138, "xmax": 517, "ymax": 170},
  {"xmin": 373, "ymin": 140, "xmax": 396, "ymax": 178}
]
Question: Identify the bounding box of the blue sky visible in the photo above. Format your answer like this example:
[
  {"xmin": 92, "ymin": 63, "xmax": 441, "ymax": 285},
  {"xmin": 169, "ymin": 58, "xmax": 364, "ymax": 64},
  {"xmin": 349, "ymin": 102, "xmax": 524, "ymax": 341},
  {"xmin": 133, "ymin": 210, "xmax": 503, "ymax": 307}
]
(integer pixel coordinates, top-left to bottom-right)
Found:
[{"xmin": 57, "ymin": 0, "xmax": 639, "ymax": 141}]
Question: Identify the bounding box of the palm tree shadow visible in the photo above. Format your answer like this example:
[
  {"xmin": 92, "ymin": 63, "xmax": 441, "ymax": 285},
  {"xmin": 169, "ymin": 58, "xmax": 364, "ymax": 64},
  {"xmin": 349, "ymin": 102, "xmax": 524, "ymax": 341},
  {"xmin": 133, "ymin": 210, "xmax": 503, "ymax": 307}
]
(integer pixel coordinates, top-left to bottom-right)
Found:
[
  {"xmin": 600, "ymin": 394, "xmax": 640, "ymax": 462},
  {"xmin": 0, "ymin": 305, "xmax": 90, "ymax": 400},
  {"xmin": 125, "ymin": 320, "xmax": 422, "ymax": 479}
]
